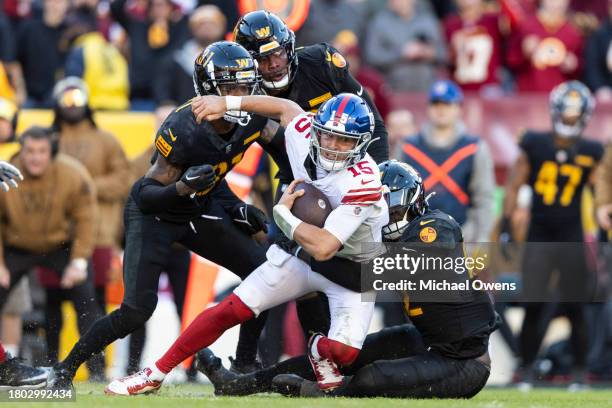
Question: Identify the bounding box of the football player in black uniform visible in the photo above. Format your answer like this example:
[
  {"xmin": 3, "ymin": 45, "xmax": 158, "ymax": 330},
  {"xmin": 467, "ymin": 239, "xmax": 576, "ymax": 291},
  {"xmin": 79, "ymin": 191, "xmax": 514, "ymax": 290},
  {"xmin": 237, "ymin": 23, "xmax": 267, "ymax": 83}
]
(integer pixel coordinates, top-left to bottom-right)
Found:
[
  {"xmin": 196, "ymin": 161, "xmax": 498, "ymax": 398},
  {"xmin": 46, "ymin": 41, "xmax": 282, "ymax": 390},
  {"xmin": 502, "ymin": 81, "xmax": 604, "ymax": 388},
  {"xmin": 234, "ymin": 10, "xmax": 388, "ymax": 168}
]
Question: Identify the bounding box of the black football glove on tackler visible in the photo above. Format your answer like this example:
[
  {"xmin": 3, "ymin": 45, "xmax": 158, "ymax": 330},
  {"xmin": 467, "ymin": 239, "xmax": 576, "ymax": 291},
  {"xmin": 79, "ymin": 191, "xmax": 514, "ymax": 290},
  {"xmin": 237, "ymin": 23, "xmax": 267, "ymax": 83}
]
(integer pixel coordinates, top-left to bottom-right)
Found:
[
  {"xmin": 231, "ymin": 203, "xmax": 269, "ymax": 235},
  {"xmin": 181, "ymin": 164, "xmax": 216, "ymax": 191}
]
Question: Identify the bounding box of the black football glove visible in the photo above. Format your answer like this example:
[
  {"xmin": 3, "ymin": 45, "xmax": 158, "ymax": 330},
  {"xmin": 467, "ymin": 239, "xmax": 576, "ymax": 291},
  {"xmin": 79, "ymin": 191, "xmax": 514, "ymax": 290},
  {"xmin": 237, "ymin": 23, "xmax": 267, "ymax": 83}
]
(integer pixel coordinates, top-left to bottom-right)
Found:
[
  {"xmin": 499, "ymin": 216, "xmax": 515, "ymax": 261},
  {"xmin": 0, "ymin": 161, "xmax": 23, "ymax": 191},
  {"xmin": 232, "ymin": 203, "xmax": 269, "ymax": 235},
  {"xmin": 181, "ymin": 164, "xmax": 215, "ymax": 191}
]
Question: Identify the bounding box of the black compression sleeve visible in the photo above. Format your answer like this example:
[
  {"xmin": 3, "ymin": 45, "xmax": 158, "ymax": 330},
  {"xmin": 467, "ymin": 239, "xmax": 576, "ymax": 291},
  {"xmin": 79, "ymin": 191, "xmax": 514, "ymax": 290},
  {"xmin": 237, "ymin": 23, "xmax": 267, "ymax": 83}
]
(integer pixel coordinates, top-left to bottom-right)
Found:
[{"xmin": 132, "ymin": 177, "xmax": 185, "ymax": 213}]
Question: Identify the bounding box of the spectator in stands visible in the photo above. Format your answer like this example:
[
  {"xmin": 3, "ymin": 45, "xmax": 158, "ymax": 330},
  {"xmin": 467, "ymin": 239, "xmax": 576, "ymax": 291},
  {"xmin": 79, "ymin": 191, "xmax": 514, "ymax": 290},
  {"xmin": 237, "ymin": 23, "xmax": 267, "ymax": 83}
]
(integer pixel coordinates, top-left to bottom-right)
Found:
[
  {"xmin": 63, "ymin": 9, "xmax": 129, "ymax": 110},
  {"xmin": 50, "ymin": 77, "xmax": 130, "ymax": 317},
  {"xmin": 0, "ymin": 11, "xmax": 25, "ymax": 104},
  {"xmin": 400, "ymin": 80, "xmax": 495, "ymax": 241},
  {"xmin": 153, "ymin": 5, "xmax": 225, "ymax": 120},
  {"xmin": 72, "ymin": 0, "xmax": 114, "ymax": 39},
  {"xmin": 332, "ymin": 30, "xmax": 391, "ymax": 120},
  {"xmin": 0, "ymin": 127, "xmax": 102, "ymax": 371},
  {"xmin": 365, "ymin": 0, "xmax": 447, "ymax": 91},
  {"xmin": 443, "ymin": 0, "xmax": 506, "ymax": 94},
  {"xmin": 507, "ymin": 0, "xmax": 583, "ymax": 92},
  {"xmin": 584, "ymin": 1, "xmax": 612, "ymax": 101},
  {"xmin": 386, "ymin": 109, "xmax": 416, "ymax": 160},
  {"xmin": 296, "ymin": 0, "xmax": 367, "ymax": 46},
  {"xmin": 16, "ymin": 0, "xmax": 69, "ymax": 108},
  {"xmin": 110, "ymin": 0, "xmax": 189, "ymax": 110},
  {"xmin": 198, "ymin": 0, "xmax": 237, "ymax": 33}
]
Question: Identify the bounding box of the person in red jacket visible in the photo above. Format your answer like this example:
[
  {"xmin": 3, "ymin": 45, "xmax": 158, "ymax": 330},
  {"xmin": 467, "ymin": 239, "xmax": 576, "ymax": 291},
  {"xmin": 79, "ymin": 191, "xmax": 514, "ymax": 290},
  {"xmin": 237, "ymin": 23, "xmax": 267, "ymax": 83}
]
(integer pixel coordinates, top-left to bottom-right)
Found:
[
  {"xmin": 507, "ymin": 0, "xmax": 583, "ymax": 92},
  {"xmin": 443, "ymin": 0, "xmax": 507, "ymax": 94}
]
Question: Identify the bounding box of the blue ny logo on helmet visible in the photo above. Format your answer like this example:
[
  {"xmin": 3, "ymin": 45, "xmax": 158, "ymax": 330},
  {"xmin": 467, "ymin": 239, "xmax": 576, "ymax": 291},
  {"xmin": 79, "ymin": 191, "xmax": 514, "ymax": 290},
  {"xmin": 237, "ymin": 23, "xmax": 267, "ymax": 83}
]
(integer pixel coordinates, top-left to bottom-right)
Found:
[
  {"xmin": 429, "ymin": 79, "xmax": 463, "ymax": 104},
  {"xmin": 309, "ymin": 93, "xmax": 375, "ymax": 171}
]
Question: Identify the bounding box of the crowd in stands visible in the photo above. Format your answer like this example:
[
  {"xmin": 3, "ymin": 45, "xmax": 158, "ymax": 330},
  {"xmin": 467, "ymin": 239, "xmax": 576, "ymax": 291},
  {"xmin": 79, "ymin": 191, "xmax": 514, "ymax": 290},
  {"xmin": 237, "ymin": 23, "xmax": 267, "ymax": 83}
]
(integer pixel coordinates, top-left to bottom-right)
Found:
[{"xmin": 0, "ymin": 0, "xmax": 610, "ymax": 115}]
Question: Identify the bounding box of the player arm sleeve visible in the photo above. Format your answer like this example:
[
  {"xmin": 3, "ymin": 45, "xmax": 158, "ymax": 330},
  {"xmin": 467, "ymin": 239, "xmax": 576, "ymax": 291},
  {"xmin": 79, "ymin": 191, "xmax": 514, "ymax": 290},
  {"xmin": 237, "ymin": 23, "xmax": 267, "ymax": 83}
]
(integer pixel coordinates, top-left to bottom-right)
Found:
[
  {"xmin": 69, "ymin": 169, "xmax": 97, "ymax": 260},
  {"xmin": 463, "ymin": 141, "xmax": 496, "ymax": 242},
  {"xmin": 133, "ymin": 177, "xmax": 186, "ymax": 214},
  {"xmin": 339, "ymin": 73, "xmax": 389, "ymax": 163},
  {"xmin": 94, "ymin": 138, "xmax": 131, "ymax": 202}
]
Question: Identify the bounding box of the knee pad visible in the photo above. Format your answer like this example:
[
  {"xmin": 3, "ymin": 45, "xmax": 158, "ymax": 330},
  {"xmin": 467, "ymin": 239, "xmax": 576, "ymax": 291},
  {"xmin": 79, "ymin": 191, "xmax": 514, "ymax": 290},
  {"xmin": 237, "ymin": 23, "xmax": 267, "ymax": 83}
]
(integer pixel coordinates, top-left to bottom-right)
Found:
[
  {"xmin": 109, "ymin": 303, "xmax": 153, "ymax": 338},
  {"xmin": 328, "ymin": 339, "xmax": 360, "ymax": 367}
]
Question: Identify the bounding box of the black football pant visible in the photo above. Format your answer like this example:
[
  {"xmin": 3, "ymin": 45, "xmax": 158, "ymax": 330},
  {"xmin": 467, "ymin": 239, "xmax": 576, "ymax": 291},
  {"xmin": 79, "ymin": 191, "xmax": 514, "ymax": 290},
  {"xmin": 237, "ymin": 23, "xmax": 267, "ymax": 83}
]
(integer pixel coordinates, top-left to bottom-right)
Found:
[
  {"xmin": 127, "ymin": 245, "xmax": 191, "ymax": 373},
  {"xmin": 58, "ymin": 196, "xmax": 268, "ymax": 377},
  {"xmin": 519, "ymin": 221, "xmax": 591, "ymax": 370},
  {"xmin": 237, "ymin": 325, "xmax": 490, "ymax": 398}
]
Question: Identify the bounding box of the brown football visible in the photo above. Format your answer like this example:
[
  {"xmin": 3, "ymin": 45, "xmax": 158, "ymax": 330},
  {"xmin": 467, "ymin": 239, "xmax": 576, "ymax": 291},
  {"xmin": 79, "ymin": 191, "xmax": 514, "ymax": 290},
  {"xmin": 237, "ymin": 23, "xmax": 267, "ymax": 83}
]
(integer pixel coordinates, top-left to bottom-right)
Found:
[{"xmin": 291, "ymin": 182, "xmax": 332, "ymax": 227}]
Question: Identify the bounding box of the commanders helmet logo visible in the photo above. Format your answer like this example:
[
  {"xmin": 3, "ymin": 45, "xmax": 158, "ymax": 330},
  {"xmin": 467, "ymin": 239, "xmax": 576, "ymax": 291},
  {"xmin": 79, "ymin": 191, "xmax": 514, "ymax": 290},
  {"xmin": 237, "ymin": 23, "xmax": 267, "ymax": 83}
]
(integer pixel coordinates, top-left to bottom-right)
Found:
[{"xmin": 255, "ymin": 26, "xmax": 271, "ymax": 38}]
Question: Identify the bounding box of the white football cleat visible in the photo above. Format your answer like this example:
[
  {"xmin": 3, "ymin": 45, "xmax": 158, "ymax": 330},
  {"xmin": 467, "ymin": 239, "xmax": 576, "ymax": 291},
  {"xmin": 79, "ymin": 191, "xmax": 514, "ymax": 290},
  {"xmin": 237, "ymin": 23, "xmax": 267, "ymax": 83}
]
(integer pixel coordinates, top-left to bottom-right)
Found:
[{"xmin": 105, "ymin": 367, "xmax": 163, "ymax": 396}]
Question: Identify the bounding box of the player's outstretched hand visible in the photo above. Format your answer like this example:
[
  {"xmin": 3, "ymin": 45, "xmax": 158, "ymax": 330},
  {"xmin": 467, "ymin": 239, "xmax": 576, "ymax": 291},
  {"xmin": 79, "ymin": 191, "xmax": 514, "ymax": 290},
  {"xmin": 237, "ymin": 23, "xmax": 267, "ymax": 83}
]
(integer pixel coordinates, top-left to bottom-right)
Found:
[
  {"xmin": 181, "ymin": 164, "xmax": 216, "ymax": 191},
  {"xmin": 192, "ymin": 95, "xmax": 227, "ymax": 124},
  {"xmin": 0, "ymin": 161, "xmax": 23, "ymax": 191},
  {"xmin": 232, "ymin": 203, "xmax": 269, "ymax": 235},
  {"xmin": 278, "ymin": 179, "xmax": 305, "ymax": 210}
]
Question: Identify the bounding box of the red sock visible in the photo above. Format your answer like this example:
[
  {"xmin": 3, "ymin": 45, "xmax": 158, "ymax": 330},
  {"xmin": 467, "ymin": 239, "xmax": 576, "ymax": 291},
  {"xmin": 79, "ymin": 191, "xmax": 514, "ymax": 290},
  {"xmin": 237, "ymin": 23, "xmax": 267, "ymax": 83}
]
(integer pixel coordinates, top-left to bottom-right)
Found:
[
  {"xmin": 155, "ymin": 293, "xmax": 254, "ymax": 373},
  {"xmin": 316, "ymin": 337, "xmax": 360, "ymax": 367},
  {"xmin": 0, "ymin": 343, "xmax": 5, "ymax": 363}
]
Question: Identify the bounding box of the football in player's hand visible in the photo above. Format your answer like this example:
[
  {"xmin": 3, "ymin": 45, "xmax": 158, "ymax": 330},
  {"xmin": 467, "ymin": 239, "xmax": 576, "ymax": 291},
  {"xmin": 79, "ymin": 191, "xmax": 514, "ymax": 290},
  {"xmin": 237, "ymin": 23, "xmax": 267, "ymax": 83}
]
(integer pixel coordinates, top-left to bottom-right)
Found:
[{"xmin": 290, "ymin": 182, "xmax": 332, "ymax": 228}]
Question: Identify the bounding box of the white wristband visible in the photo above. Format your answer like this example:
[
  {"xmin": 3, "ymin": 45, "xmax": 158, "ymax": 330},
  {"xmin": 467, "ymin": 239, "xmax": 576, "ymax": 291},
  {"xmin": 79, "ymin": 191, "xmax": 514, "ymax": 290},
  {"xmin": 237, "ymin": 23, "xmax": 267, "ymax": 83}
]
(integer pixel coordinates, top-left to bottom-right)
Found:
[
  {"xmin": 225, "ymin": 95, "xmax": 242, "ymax": 111},
  {"xmin": 273, "ymin": 204, "xmax": 302, "ymax": 240}
]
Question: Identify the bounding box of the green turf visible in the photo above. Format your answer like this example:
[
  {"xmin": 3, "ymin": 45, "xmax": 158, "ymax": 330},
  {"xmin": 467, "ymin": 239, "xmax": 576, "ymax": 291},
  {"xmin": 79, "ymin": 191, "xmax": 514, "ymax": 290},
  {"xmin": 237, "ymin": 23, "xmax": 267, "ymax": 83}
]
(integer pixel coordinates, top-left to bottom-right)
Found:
[{"xmin": 2, "ymin": 383, "xmax": 612, "ymax": 408}]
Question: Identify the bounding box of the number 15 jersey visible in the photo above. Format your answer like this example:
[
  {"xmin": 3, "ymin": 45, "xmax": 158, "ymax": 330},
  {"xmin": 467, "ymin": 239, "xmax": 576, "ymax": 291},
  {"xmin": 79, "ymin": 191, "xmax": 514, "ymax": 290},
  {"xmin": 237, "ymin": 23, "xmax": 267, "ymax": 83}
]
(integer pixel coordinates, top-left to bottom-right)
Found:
[{"xmin": 284, "ymin": 113, "xmax": 388, "ymax": 263}]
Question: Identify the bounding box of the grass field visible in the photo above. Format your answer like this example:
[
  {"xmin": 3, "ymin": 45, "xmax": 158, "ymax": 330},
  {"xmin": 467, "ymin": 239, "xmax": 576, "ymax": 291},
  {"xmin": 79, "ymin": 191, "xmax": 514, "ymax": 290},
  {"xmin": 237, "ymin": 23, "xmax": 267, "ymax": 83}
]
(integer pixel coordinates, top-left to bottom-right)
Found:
[{"xmin": 3, "ymin": 384, "xmax": 612, "ymax": 408}]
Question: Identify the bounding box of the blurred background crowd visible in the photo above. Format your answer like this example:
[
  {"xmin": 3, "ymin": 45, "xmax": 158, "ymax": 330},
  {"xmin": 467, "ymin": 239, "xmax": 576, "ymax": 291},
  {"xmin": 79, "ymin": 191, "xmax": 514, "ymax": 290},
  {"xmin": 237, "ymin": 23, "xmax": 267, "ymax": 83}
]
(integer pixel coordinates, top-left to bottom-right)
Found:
[{"xmin": 0, "ymin": 0, "xmax": 611, "ymax": 388}]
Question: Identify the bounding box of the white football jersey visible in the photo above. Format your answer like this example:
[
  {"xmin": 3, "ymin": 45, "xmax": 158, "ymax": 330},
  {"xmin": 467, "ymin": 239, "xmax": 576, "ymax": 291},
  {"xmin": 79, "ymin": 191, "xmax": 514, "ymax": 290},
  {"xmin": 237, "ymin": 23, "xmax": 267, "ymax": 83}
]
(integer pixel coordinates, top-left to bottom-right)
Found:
[{"xmin": 285, "ymin": 113, "xmax": 389, "ymax": 262}]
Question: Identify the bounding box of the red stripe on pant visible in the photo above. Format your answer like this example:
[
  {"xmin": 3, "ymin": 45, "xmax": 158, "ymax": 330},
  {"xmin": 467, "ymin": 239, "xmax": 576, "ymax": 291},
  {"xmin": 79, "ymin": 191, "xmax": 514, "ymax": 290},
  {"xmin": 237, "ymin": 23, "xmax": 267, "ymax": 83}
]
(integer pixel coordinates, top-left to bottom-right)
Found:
[{"xmin": 155, "ymin": 293, "xmax": 254, "ymax": 373}]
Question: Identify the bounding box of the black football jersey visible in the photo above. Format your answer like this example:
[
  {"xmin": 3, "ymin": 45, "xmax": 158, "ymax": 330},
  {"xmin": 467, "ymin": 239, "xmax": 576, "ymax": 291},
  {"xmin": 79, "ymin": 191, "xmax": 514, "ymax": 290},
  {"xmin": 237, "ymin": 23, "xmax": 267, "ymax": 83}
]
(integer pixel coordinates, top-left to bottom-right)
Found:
[
  {"xmin": 520, "ymin": 131, "xmax": 604, "ymax": 221},
  {"xmin": 272, "ymin": 43, "xmax": 388, "ymax": 183},
  {"xmin": 151, "ymin": 99, "xmax": 268, "ymax": 222},
  {"xmin": 400, "ymin": 209, "xmax": 498, "ymax": 359}
]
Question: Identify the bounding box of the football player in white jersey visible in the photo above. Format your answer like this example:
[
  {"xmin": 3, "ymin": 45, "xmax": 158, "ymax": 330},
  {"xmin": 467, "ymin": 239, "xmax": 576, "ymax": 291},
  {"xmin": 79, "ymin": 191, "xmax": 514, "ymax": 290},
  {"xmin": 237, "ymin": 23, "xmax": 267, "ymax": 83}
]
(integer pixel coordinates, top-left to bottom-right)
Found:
[{"xmin": 105, "ymin": 93, "xmax": 388, "ymax": 395}]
